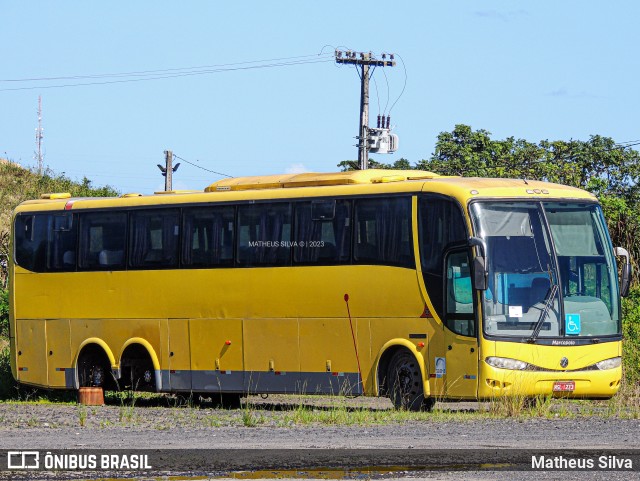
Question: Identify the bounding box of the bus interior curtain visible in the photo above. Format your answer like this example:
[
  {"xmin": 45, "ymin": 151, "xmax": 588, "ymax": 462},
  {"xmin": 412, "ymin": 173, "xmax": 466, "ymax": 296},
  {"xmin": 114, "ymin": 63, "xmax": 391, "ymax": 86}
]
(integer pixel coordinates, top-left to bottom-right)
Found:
[
  {"xmin": 375, "ymin": 204, "xmax": 388, "ymax": 262},
  {"xmin": 374, "ymin": 199, "xmax": 408, "ymax": 264},
  {"xmin": 334, "ymin": 201, "xmax": 350, "ymax": 262},
  {"xmin": 257, "ymin": 211, "xmax": 269, "ymax": 264},
  {"xmin": 268, "ymin": 211, "xmax": 284, "ymax": 264},
  {"xmin": 254, "ymin": 207, "xmax": 286, "ymax": 264},
  {"xmin": 182, "ymin": 218, "xmax": 193, "ymax": 265},
  {"xmin": 296, "ymin": 204, "xmax": 322, "ymax": 263},
  {"xmin": 210, "ymin": 213, "xmax": 224, "ymax": 263},
  {"xmin": 130, "ymin": 215, "xmax": 149, "ymax": 266},
  {"xmin": 161, "ymin": 214, "xmax": 178, "ymax": 264}
]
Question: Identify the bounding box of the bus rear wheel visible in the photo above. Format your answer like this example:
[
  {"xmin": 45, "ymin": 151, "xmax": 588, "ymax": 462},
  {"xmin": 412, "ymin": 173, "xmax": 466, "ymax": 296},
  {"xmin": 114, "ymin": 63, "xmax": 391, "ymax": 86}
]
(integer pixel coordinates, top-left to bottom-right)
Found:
[
  {"xmin": 387, "ymin": 350, "xmax": 434, "ymax": 411},
  {"xmin": 77, "ymin": 346, "xmax": 112, "ymax": 390},
  {"xmin": 120, "ymin": 345, "xmax": 156, "ymax": 392}
]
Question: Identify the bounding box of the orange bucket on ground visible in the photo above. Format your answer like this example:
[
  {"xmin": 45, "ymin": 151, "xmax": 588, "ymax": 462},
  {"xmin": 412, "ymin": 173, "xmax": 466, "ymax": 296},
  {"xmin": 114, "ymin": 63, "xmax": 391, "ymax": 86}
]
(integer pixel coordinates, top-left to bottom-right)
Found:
[{"xmin": 78, "ymin": 387, "xmax": 104, "ymax": 406}]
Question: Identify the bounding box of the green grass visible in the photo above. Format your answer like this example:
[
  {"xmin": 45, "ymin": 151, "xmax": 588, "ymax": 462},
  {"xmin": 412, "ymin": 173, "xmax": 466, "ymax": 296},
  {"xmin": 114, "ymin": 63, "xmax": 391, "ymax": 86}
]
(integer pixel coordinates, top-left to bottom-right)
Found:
[
  {"xmin": 2, "ymin": 391, "xmax": 640, "ymax": 431},
  {"xmin": 77, "ymin": 404, "xmax": 88, "ymax": 427},
  {"xmin": 0, "ymin": 338, "xmax": 16, "ymax": 399},
  {"xmin": 117, "ymin": 391, "xmax": 138, "ymax": 425}
]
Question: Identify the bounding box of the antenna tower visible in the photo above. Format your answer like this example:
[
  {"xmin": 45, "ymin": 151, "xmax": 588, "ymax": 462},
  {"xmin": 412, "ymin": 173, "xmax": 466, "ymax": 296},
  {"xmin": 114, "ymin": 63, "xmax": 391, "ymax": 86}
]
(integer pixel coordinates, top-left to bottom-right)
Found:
[{"xmin": 35, "ymin": 96, "xmax": 44, "ymax": 175}]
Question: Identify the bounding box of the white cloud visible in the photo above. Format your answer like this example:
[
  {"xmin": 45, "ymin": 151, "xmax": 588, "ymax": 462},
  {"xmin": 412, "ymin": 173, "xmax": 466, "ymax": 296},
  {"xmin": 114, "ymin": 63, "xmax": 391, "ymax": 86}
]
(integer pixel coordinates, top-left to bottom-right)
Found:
[{"xmin": 285, "ymin": 163, "xmax": 310, "ymax": 174}]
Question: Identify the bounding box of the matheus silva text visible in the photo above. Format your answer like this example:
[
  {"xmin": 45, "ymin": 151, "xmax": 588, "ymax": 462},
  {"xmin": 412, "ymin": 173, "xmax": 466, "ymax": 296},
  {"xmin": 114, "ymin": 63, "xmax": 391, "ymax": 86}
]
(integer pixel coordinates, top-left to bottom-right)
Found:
[{"xmin": 532, "ymin": 455, "xmax": 633, "ymax": 470}]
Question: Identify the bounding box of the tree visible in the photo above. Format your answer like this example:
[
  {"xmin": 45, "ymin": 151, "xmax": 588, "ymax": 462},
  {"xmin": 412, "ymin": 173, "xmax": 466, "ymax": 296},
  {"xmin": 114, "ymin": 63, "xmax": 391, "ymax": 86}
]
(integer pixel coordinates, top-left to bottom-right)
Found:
[
  {"xmin": 419, "ymin": 126, "xmax": 640, "ymax": 279},
  {"xmin": 340, "ymin": 124, "xmax": 640, "ymax": 281},
  {"xmin": 337, "ymin": 158, "xmax": 413, "ymax": 171}
]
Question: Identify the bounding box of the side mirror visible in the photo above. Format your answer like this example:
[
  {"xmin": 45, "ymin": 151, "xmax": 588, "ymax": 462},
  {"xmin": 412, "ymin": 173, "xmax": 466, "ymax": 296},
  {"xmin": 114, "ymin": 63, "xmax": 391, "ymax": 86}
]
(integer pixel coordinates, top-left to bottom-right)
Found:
[
  {"xmin": 472, "ymin": 256, "xmax": 488, "ymax": 291},
  {"xmin": 469, "ymin": 237, "xmax": 488, "ymax": 291},
  {"xmin": 614, "ymin": 247, "xmax": 632, "ymax": 298}
]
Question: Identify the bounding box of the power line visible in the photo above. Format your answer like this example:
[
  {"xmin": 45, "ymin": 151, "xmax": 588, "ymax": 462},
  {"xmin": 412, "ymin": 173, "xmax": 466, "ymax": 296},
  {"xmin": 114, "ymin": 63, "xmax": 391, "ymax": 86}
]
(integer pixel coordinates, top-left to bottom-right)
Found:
[
  {"xmin": 0, "ymin": 53, "xmax": 334, "ymax": 83},
  {"xmin": 381, "ymin": 68, "xmax": 390, "ymax": 116},
  {"xmin": 372, "ymin": 77, "xmax": 380, "ymax": 116},
  {"xmin": 0, "ymin": 57, "xmax": 333, "ymax": 92},
  {"xmin": 173, "ymin": 154, "xmax": 233, "ymax": 178},
  {"xmin": 388, "ymin": 53, "xmax": 407, "ymax": 115},
  {"xmin": 618, "ymin": 141, "xmax": 640, "ymax": 149}
]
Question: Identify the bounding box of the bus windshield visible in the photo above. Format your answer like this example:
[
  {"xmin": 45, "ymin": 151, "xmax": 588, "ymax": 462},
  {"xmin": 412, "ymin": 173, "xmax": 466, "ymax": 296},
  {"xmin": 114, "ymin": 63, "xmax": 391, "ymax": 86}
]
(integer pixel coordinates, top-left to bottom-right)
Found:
[{"xmin": 470, "ymin": 201, "xmax": 620, "ymax": 340}]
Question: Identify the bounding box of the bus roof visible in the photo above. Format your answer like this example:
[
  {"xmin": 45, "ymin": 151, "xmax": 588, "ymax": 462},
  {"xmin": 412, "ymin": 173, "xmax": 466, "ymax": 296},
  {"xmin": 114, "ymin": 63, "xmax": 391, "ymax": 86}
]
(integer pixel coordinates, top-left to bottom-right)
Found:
[
  {"xmin": 204, "ymin": 169, "xmax": 439, "ymax": 191},
  {"xmin": 16, "ymin": 169, "xmax": 595, "ymax": 212}
]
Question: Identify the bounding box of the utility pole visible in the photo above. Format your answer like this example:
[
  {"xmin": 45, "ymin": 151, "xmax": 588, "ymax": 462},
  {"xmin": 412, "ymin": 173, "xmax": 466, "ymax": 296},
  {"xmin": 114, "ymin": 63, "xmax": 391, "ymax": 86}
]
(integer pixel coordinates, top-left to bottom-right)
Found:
[
  {"xmin": 35, "ymin": 96, "xmax": 44, "ymax": 176},
  {"xmin": 157, "ymin": 150, "xmax": 180, "ymax": 191},
  {"xmin": 335, "ymin": 50, "xmax": 395, "ymax": 169},
  {"xmin": 359, "ymin": 60, "xmax": 370, "ymax": 171}
]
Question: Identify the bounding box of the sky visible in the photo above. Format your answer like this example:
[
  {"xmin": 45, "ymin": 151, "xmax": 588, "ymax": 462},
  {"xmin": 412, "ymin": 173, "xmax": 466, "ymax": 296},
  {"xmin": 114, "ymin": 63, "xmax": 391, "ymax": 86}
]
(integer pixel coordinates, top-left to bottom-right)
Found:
[{"xmin": 1, "ymin": 1, "xmax": 639, "ymax": 194}]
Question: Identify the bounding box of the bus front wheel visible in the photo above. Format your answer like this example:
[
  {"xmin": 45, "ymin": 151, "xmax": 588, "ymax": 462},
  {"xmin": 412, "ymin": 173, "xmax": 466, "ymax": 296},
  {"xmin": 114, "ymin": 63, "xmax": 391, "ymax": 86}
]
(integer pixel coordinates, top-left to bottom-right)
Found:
[{"xmin": 387, "ymin": 350, "xmax": 434, "ymax": 411}]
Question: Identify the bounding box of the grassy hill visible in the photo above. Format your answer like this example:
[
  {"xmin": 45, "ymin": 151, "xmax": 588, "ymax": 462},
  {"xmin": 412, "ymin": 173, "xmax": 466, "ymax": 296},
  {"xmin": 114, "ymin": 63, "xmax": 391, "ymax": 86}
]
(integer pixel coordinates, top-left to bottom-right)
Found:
[{"xmin": 0, "ymin": 161, "xmax": 118, "ymax": 398}]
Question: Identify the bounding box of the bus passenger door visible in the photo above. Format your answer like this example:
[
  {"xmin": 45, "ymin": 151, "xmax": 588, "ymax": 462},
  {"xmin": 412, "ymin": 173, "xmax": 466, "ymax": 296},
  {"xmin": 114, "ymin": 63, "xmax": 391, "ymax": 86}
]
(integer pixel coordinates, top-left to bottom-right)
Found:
[{"xmin": 443, "ymin": 249, "xmax": 478, "ymax": 399}]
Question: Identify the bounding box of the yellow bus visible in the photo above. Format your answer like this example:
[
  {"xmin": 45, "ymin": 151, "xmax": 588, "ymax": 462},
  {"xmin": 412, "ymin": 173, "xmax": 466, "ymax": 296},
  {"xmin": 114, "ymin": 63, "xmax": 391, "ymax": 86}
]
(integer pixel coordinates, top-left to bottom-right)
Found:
[{"xmin": 9, "ymin": 169, "xmax": 631, "ymax": 410}]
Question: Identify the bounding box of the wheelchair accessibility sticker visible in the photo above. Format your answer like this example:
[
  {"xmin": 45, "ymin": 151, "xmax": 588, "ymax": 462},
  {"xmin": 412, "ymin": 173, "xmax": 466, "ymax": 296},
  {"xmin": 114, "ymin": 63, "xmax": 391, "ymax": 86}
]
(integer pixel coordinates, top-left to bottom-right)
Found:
[
  {"xmin": 435, "ymin": 357, "xmax": 446, "ymax": 378},
  {"xmin": 565, "ymin": 314, "xmax": 581, "ymax": 335}
]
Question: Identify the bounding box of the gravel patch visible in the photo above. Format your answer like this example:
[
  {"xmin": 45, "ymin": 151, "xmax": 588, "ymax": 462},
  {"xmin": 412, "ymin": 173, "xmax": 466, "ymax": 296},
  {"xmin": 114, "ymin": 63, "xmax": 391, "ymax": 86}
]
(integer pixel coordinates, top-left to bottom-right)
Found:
[{"xmin": 0, "ymin": 395, "xmax": 639, "ymax": 480}]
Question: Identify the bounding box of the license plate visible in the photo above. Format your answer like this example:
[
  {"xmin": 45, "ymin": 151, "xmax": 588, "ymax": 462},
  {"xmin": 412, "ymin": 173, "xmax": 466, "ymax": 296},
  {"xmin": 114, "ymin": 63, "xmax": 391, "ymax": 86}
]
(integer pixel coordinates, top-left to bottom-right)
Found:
[{"xmin": 553, "ymin": 381, "xmax": 575, "ymax": 392}]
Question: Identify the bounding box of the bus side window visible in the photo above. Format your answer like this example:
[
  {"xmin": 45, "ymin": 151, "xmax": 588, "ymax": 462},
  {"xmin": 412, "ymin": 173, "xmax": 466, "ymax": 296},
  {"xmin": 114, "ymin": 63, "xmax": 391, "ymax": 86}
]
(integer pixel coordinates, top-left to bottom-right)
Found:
[
  {"xmin": 237, "ymin": 202, "xmax": 292, "ymax": 267},
  {"xmin": 14, "ymin": 214, "xmax": 49, "ymax": 272},
  {"xmin": 183, "ymin": 206, "xmax": 235, "ymax": 267},
  {"xmin": 293, "ymin": 200, "xmax": 351, "ymax": 264},
  {"xmin": 78, "ymin": 212, "xmax": 127, "ymax": 270},
  {"xmin": 129, "ymin": 209, "xmax": 180, "ymax": 269},
  {"xmin": 353, "ymin": 197, "xmax": 413, "ymax": 268},
  {"xmin": 445, "ymin": 250, "xmax": 475, "ymax": 336},
  {"xmin": 48, "ymin": 213, "xmax": 77, "ymax": 271}
]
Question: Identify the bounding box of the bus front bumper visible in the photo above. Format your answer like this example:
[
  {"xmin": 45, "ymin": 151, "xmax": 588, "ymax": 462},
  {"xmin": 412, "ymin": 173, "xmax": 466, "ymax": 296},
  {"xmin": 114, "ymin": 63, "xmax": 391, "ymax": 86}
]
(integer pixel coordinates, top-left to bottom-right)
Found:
[{"xmin": 478, "ymin": 363, "xmax": 622, "ymax": 400}]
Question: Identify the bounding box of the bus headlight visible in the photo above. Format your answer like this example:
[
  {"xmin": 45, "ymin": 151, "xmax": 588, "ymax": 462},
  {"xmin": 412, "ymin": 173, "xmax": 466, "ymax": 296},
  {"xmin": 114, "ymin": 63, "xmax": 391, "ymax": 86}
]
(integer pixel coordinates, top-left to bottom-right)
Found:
[
  {"xmin": 595, "ymin": 357, "xmax": 622, "ymax": 370},
  {"xmin": 485, "ymin": 356, "xmax": 529, "ymax": 370}
]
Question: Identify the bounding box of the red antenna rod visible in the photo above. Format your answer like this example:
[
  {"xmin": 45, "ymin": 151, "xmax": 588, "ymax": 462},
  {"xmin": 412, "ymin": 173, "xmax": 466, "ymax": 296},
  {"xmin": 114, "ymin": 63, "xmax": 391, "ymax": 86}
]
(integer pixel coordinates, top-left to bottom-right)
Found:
[{"xmin": 343, "ymin": 293, "xmax": 363, "ymax": 386}]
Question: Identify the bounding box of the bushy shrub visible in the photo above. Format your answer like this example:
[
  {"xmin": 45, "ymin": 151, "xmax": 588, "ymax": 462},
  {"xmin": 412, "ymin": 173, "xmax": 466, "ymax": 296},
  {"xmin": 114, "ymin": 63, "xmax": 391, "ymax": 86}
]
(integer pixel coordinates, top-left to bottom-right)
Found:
[
  {"xmin": 0, "ymin": 288, "xmax": 8, "ymax": 338},
  {"xmin": 623, "ymin": 288, "xmax": 640, "ymax": 384},
  {"xmin": 0, "ymin": 341, "xmax": 17, "ymax": 400}
]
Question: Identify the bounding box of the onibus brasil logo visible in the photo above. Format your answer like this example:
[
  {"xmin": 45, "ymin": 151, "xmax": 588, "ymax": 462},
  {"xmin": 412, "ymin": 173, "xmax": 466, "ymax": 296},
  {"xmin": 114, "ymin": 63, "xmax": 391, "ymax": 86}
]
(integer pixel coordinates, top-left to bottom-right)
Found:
[{"xmin": 6, "ymin": 451, "xmax": 152, "ymax": 470}]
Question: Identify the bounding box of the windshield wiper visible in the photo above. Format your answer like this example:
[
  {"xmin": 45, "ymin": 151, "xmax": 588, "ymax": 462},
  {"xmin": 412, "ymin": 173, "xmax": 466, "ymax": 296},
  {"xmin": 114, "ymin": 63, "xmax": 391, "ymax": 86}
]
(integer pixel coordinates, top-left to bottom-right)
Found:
[{"xmin": 527, "ymin": 283, "xmax": 559, "ymax": 343}]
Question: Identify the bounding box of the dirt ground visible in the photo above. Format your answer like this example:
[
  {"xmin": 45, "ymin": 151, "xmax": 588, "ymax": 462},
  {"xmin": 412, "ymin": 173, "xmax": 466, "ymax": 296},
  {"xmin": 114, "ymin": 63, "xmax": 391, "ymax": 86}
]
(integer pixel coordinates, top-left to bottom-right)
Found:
[{"xmin": 0, "ymin": 395, "xmax": 639, "ymax": 480}]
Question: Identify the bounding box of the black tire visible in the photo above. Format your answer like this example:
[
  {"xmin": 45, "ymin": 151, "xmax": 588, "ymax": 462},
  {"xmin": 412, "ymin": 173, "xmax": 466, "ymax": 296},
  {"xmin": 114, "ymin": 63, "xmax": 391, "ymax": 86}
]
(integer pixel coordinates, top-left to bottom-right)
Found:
[
  {"xmin": 386, "ymin": 350, "xmax": 434, "ymax": 411},
  {"xmin": 124, "ymin": 361, "xmax": 155, "ymax": 392},
  {"xmin": 120, "ymin": 345, "xmax": 156, "ymax": 392},
  {"xmin": 77, "ymin": 348, "xmax": 111, "ymax": 389}
]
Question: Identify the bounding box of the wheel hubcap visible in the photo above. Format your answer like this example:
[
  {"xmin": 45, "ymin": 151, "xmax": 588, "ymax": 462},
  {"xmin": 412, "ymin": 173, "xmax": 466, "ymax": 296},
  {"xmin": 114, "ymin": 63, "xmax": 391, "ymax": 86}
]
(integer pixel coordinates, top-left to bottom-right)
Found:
[{"xmin": 92, "ymin": 366, "xmax": 105, "ymax": 387}]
